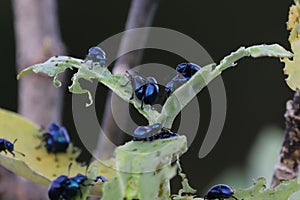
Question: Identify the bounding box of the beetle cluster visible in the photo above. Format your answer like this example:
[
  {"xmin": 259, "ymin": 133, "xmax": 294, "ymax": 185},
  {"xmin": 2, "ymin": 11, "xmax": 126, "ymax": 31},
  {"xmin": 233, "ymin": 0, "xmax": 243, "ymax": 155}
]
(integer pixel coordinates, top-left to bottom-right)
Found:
[
  {"xmin": 0, "ymin": 123, "xmax": 72, "ymax": 160},
  {"xmin": 35, "ymin": 123, "xmax": 108, "ymax": 200},
  {"xmin": 48, "ymin": 164, "xmax": 107, "ymax": 200},
  {"xmin": 125, "ymin": 62, "xmax": 201, "ymax": 110},
  {"xmin": 124, "ymin": 62, "xmax": 201, "ymax": 142}
]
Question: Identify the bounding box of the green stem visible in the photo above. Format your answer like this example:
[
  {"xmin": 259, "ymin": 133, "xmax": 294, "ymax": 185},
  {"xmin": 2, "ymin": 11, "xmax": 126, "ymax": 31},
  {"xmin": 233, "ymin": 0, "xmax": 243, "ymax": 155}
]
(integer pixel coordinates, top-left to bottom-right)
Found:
[
  {"xmin": 157, "ymin": 44, "xmax": 292, "ymax": 128},
  {"xmin": 17, "ymin": 44, "xmax": 292, "ymax": 128}
]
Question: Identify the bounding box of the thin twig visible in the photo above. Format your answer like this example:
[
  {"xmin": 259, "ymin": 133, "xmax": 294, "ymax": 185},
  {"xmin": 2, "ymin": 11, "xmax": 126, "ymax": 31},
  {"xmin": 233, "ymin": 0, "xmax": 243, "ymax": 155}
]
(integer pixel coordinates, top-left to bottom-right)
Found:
[
  {"xmin": 8, "ymin": 0, "xmax": 65, "ymax": 199},
  {"xmin": 95, "ymin": 0, "xmax": 160, "ymax": 159}
]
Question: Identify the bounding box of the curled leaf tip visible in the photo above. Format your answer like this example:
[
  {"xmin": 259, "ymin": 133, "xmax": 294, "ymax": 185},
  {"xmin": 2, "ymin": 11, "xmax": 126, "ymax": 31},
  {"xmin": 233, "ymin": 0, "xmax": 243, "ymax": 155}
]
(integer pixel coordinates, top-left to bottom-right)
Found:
[{"xmin": 85, "ymin": 91, "xmax": 94, "ymax": 107}]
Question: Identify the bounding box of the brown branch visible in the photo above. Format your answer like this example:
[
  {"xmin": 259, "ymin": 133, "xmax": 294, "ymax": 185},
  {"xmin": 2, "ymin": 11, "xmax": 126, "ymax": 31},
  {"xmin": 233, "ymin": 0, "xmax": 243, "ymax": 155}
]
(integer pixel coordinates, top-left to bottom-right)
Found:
[
  {"xmin": 271, "ymin": 89, "xmax": 300, "ymax": 188},
  {"xmin": 14, "ymin": 0, "xmax": 65, "ymax": 126},
  {"xmin": 95, "ymin": 0, "xmax": 160, "ymax": 159},
  {"xmin": 1, "ymin": 0, "xmax": 66, "ymax": 199}
]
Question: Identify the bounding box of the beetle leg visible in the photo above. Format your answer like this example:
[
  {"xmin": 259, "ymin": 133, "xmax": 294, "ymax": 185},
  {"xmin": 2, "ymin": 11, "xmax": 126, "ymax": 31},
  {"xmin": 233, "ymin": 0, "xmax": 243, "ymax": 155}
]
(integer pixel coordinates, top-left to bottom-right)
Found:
[
  {"xmin": 121, "ymin": 79, "xmax": 130, "ymax": 87},
  {"xmin": 165, "ymin": 87, "xmax": 172, "ymax": 97},
  {"xmin": 141, "ymin": 96, "xmax": 144, "ymax": 109},
  {"xmin": 35, "ymin": 140, "xmax": 44, "ymax": 149},
  {"xmin": 54, "ymin": 154, "xmax": 58, "ymax": 162},
  {"xmin": 79, "ymin": 188, "xmax": 83, "ymax": 198},
  {"xmin": 82, "ymin": 183, "xmax": 94, "ymax": 187},
  {"xmin": 72, "ymin": 146, "xmax": 80, "ymax": 153},
  {"xmin": 232, "ymin": 196, "xmax": 239, "ymax": 200},
  {"xmin": 9, "ymin": 150, "xmax": 15, "ymax": 157},
  {"xmin": 121, "ymin": 71, "xmax": 132, "ymax": 87},
  {"xmin": 130, "ymin": 91, "xmax": 134, "ymax": 100},
  {"xmin": 88, "ymin": 62, "xmax": 94, "ymax": 70}
]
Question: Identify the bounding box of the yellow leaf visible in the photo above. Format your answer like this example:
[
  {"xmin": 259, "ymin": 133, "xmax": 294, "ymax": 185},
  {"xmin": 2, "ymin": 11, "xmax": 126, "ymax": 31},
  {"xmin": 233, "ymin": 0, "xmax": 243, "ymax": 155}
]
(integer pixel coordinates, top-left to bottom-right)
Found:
[
  {"xmin": 0, "ymin": 108, "xmax": 116, "ymax": 196},
  {"xmin": 282, "ymin": 39, "xmax": 300, "ymax": 91}
]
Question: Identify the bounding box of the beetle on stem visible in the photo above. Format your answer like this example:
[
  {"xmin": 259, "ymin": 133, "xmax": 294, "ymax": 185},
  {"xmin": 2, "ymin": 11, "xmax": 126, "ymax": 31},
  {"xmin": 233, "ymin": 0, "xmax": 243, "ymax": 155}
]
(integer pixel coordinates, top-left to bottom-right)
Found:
[{"xmin": 123, "ymin": 71, "xmax": 159, "ymax": 109}]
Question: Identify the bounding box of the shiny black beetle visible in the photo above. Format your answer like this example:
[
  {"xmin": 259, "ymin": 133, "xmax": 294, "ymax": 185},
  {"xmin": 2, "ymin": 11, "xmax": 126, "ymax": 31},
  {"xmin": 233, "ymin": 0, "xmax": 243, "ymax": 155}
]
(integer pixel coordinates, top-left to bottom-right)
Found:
[
  {"xmin": 204, "ymin": 184, "xmax": 238, "ymax": 200},
  {"xmin": 48, "ymin": 164, "xmax": 107, "ymax": 200},
  {"xmin": 36, "ymin": 123, "xmax": 71, "ymax": 160},
  {"xmin": 124, "ymin": 71, "xmax": 159, "ymax": 109},
  {"xmin": 84, "ymin": 46, "xmax": 106, "ymax": 69},
  {"xmin": 0, "ymin": 138, "xmax": 25, "ymax": 157},
  {"xmin": 133, "ymin": 123, "xmax": 177, "ymax": 141},
  {"xmin": 165, "ymin": 62, "xmax": 201, "ymax": 97}
]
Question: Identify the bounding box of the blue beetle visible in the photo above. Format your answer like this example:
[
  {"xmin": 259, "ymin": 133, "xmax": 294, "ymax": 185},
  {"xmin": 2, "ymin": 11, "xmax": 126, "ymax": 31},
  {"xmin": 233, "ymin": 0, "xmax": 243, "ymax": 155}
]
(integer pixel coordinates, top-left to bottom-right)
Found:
[
  {"xmin": 176, "ymin": 62, "xmax": 201, "ymax": 79},
  {"xmin": 0, "ymin": 138, "xmax": 25, "ymax": 157},
  {"xmin": 37, "ymin": 123, "xmax": 70, "ymax": 161},
  {"xmin": 124, "ymin": 71, "xmax": 159, "ymax": 109},
  {"xmin": 204, "ymin": 184, "xmax": 238, "ymax": 200},
  {"xmin": 165, "ymin": 62, "xmax": 201, "ymax": 97},
  {"xmin": 84, "ymin": 46, "xmax": 106, "ymax": 69},
  {"xmin": 48, "ymin": 164, "xmax": 107, "ymax": 200},
  {"xmin": 48, "ymin": 174, "xmax": 106, "ymax": 200},
  {"xmin": 133, "ymin": 123, "xmax": 177, "ymax": 141}
]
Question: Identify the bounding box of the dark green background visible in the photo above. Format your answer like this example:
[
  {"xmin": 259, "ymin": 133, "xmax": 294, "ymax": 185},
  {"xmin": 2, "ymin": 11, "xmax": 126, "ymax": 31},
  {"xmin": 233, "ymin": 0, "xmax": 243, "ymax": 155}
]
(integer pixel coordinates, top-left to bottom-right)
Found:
[{"xmin": 0, "ymin": 0, "xmax": 293, "ymax": 195}]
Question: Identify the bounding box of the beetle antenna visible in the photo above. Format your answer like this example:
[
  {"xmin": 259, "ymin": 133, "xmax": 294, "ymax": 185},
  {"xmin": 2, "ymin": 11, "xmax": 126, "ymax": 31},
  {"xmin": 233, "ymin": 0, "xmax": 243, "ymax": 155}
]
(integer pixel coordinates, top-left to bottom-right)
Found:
[
  {"xmin": 14, "ymin": 150, "xmax": 25, "ymax": 157},
  {"xmin": 13, "ymin": 139, "xmax": 17, "ymax": 144},
  {"xmin": 68, "ymin": 162, "xmax": 73, "ymax": 176},
  {"xmin": 121, "ymin": 71, "xmax": 132, "ymax": 87},
  {"xmin": 133, "ymin": 70, "xmax": 144, "ymax": 77},
  {"xmin": 38, "ymin": 125, "xmax": 46, "ymax": 132}
]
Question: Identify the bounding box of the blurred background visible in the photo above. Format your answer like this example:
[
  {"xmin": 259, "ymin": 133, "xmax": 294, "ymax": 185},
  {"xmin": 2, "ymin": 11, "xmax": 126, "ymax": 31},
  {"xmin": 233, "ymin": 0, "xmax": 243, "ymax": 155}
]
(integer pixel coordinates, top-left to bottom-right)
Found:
[{"xmin": 0, "ymin": 0, "xmax": 295, "ymax": 198}]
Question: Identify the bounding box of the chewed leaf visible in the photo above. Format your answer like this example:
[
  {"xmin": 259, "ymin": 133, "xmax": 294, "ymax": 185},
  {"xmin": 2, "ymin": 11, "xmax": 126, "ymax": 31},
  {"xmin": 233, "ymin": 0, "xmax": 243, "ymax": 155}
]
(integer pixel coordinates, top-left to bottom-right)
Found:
[
  {"xmin": 107, "ymin": 136, "xmax": 187, "ymax": 200},
  {"xmin": 17, "ymin": 56, "xmax": 83, "ymax": 87},
  {"xmin": 235, "ymin": 177, "xmax": 300, "ymax": 199},
  {"xmin": 282, "ymin": 39, "xmax": 300, "ymax": 91},
  {"xmin": 17, "ymin": 44, "xmax": 292, "ymax": 127},
  {"xmin": 68, "ymin": 66, "xmax": 100, "ymax": 107},
  {"xmin": 160, "ymin": 44, "xmax": 292, "ymax": 128},
  {"xmin": 17, "ymin": 55, "xmax": 160, "ymax": 123},
  {"xmin": 116, "ymin": 135, "xmax": 187, "ymax": 173},
  {"xmin": 0, "ymin": 108, "xmax": 116, "ymax": 196},
  {"xmin": 171, "ymin": 177, "xmax": 300, "ymax": 200}
]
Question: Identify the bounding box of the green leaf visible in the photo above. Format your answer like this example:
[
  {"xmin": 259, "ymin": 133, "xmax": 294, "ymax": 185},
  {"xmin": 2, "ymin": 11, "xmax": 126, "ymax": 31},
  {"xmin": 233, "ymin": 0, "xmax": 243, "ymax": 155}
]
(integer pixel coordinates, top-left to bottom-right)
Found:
[
  {"xmin": 17, "ymin": 56, "xmax": 82, "ymax": 87},
  {"xmin": 17, "ymin": 44, "xmax": 291, "ymax": 127},
  {"xmin": 0, "ymin": 108, "xmax": 116, "ymax": 197},
  {"xmin": 171, "ymin": 177, "xmax": 300, "ymax": 200},
  {"xmin": 247, "ymin": 44, "xmax": 293, "ymax": 58},
  {"xmin": 101, "ymin": 136, "xmax": 187, "ymax": 200},
  {"xmin": 159, "ymin": 44, "xmax": 292, "ymax": 128},
  {"xmin": 235, "ymin": 177, "xmax": 300, "ymax": 200},
  {"xmin": 17, "ymin": 56, "xmax": 160, "ymax": 123}
]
